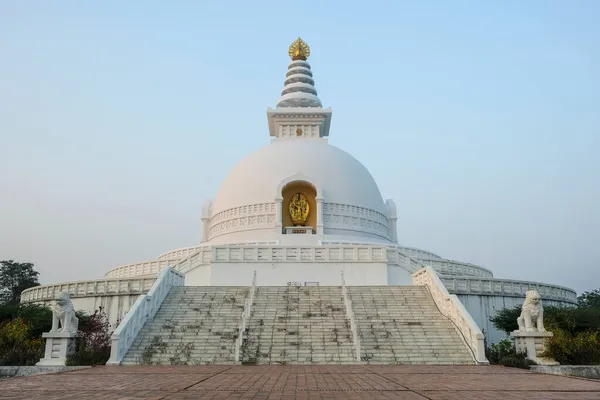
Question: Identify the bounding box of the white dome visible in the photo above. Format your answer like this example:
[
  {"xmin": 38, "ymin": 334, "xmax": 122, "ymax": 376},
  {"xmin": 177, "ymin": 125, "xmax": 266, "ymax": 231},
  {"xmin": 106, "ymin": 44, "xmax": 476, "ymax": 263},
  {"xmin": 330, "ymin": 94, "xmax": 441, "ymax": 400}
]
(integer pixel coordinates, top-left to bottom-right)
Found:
[{"xmin": 212, "ymin": 139, "xmax": 387, "ymax": 215}]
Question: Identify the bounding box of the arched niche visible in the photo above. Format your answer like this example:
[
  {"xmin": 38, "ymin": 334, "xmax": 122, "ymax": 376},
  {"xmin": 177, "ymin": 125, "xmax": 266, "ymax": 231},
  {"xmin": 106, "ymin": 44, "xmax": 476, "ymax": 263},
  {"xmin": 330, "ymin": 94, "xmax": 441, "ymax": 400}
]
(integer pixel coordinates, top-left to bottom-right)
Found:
[
  {"xmin": 275, "ymin": 174, "xmax": 323, "ymax": 234},
  {"xmin": 281, "ymin": 181, "xmax": 317, "ymax": 230}
]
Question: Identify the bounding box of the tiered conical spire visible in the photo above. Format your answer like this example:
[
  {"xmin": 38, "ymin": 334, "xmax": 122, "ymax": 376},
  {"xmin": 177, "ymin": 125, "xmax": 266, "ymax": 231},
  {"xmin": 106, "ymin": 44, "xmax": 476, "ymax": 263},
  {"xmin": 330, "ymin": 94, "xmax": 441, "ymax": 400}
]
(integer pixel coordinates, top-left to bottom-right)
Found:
[{"xmin": 277, "ymin": 38, "xmax": 322, "ymax": 108}]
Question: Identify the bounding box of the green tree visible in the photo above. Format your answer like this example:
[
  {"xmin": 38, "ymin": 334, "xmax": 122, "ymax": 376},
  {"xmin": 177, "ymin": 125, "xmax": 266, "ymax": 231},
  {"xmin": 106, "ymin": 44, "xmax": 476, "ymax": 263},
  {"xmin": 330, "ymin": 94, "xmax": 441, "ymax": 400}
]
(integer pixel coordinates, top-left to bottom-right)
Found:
[
  {"xmin": 578, "ymin": 289, "xmax": 600, "ymax": 308},
  {"xmin": 0, "ymin": 260, "xmax": 40, "ymax": 305},
  {"xmin": 489, "ymin": 306, "xmax": 521, "ymax": 333}
]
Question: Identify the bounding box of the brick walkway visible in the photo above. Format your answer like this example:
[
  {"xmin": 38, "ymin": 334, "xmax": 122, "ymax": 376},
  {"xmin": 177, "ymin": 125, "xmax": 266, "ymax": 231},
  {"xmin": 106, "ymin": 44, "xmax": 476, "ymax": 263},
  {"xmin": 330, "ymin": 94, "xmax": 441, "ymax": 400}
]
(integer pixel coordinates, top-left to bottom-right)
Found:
[{"xmin": 1, "ymin": 365, "xmax": 599, "ymax": 399}]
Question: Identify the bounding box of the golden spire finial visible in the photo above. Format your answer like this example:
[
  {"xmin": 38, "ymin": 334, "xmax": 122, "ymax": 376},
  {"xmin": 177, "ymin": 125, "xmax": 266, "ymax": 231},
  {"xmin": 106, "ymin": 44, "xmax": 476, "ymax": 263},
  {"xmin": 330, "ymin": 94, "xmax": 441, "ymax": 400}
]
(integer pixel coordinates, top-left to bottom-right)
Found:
[{"xmin": 288, "ymin": 37, "xmax": 310, "ymax": 61}]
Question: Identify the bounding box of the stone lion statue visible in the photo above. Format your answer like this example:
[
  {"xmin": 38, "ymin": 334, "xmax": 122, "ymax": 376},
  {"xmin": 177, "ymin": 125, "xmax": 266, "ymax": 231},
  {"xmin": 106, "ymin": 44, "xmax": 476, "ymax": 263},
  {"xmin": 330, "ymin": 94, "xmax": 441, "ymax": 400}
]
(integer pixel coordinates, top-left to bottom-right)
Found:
[
  {"xmin": 51, "ymin": 292, "xmax": 79, "ymax": 334},
  {"xmin": 517, "ymin": 290, "xmax": 546, "ymax": 332}
]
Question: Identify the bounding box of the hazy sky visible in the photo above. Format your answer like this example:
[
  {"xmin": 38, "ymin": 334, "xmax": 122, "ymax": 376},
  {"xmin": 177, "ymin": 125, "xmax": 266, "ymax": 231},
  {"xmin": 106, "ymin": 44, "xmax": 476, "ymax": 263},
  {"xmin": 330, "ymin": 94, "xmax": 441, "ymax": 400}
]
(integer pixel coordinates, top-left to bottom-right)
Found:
[{"xmin": 1, "ymin": 1, "xmax": 598, "ymax": 294}]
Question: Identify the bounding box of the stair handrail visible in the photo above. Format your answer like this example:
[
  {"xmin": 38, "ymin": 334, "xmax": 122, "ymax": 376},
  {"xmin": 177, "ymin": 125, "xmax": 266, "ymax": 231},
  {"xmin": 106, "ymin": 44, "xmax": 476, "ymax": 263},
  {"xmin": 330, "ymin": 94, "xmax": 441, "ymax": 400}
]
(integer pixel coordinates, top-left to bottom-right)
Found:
[
  {"xmin": 106, "ymin": 267, "xmax": 184, "ymax": 365},
  {"xmin": 235, "ymin": 270, "xmax": 257, "ymax": 363},
  {"xmin": 412, "ymin": 266, "xmax": 489, "ymax": 364},
  {"xmin": 341, "ymin": 271, "xmax": 361, "ymax": 362}
]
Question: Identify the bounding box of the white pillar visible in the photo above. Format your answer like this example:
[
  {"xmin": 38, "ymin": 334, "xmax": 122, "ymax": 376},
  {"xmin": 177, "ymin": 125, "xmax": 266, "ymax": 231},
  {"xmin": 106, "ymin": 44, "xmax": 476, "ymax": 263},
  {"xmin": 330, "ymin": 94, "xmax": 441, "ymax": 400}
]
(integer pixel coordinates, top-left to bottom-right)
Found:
[
  {"xmin": 201, "ymin": 200, "xmax": 212, "ymax": 243},
  {"xmin": 386, "ymin": 199, "xmax": 398, "ymax": 242},
  {"xmin": 316, "ymin": 196, "xmax": 324, "ymax": 236},
  {"xmin": 201, "ymin": 217, "xmax": 210, "ymax": 243},
  {"xmin": 510, "ymin": 331, "xmax": 558, "ymax": 365},
  {"xmin": 275, "ymin": 196, "xmax": 283, "ymax": 233},
  {"xmin": 37, "ymin": 332, "xmax": 76, "ymax": 366},
  {"xmin": 389, "ymin": 217, "xmax": 398, "ymax": 242}
]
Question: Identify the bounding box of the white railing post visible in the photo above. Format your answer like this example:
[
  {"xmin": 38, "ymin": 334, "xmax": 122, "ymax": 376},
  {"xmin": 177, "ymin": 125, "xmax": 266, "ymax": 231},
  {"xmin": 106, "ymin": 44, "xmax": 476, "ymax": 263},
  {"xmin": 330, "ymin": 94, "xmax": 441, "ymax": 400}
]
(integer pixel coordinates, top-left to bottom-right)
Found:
[
  {"xmin": 235, "ymin": 271, "xmax": 257, "ymax": 363},
  {"xmin": 341, "ymin": 271, "xmax": 361, "ymax": 363},
  {"xmin": 412, "ymin": 266, "xmax": 489, "ymax": 365},
  {"xmin": 106, "ymin": 267, "xmax": 184, "ymax": 365}
]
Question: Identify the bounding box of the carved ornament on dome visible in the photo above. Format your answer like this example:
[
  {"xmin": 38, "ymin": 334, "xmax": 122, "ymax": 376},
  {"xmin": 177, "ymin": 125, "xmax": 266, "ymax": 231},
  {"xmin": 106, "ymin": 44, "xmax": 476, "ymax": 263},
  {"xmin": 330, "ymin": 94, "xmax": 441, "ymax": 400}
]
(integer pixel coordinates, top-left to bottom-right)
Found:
[
  {"xmin": 322, "ymin": 203, "xmax": 389, "ymax": 239},
  {"xmin": 209, "ymin": 202, "xmax": 277, "ymax": 239},
  {"xmin": 270, "ymin": 113, "xmax": 329, "ymax": 118},
  {"xmin": 289, "ymin": 38, "xmax": 310, "ymax": 61},
  {"xmin": 289, "ymin": 192, "xmax": 310, "ymax": 226},
  {"xmin": 323, "ymin": 203, "xmax": 388, "ymax": 224}
]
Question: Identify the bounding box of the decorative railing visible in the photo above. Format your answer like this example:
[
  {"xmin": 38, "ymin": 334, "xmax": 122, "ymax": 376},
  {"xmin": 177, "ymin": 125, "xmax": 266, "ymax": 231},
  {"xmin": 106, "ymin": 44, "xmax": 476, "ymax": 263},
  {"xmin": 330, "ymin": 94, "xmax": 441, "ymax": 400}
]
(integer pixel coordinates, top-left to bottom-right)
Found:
[
  {"xmin": 171, "ymin": 248, "xmax": 212, "ymax": 274},
  {"xmin": 209, "ymin": 202, "xmax": 277, "ymax": 239},
  {"xmin": 341, "ymin": 271, "xmax": 361, "ymax": 362},
  {"xmin": 106, "ymin": 267, "xmax": 184, "ymax": 365},
  {"xmin": 441, "ymin": 276, "xmax": 577, "ymax": 304},
  {"xmin": 322, "ymin": 202, "xmax": 390, "ymax": 240},
  {"xmin": 234, "ymin": 271, "xmax": 257, "ymax": 363},
  {"xmin": 413, "ymin": 267, "xmax": 489, "ymax": 365},
  {"xmin": 385, "ymin": 248, "xmax": 425, "ymax": 273},
  {"xmin": 104, "ymin": 259, "xmax": 180, "ymax": 278},
  {"xmin": 225, "ymin": 241, "xmax": 280, "ymax": 246},
  {"xmin": 20, "ymin": 277, "xmax": 157, "ymax": 302},
  {"xmin": 420, "ymin": 259, "xmax": 494, "ymax": 278},
  {"xmin": 156, "ymin": 245, "xmax": 206, "ymax": 261},
  {"xmin": 395, "ymin": 246, "xmax": 442, "ymax": 261},
  {"xmin": 386, "ymin": 247, "xmax": 493, "ymax": 278},
  {"xmin": 213, "ymin": 245, "xmax": 388, "ymax": 263},
  {"xmin": 104, "ymin": 248, "xmax": 212, "ymax": 279}
]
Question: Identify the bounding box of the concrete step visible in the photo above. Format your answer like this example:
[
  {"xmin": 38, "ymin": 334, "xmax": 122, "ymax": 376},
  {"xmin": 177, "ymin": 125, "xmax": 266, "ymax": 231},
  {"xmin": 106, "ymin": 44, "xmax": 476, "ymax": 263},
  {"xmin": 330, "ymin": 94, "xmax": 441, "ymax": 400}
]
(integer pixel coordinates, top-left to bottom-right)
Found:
[
  {"xmin": 121, "ymin": 285, "xmax": 477, "ymax": 366},
  {"xmin": 348, "ymin": 286, "xmax": 475, "ymax": 365}
]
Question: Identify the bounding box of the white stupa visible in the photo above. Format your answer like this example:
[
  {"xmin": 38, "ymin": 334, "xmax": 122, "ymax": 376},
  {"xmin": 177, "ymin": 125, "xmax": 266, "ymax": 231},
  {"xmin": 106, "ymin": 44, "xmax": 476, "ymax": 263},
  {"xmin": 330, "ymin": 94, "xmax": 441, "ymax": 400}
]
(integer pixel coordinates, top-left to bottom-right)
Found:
[{"xmin": 21, "ymin": 38, "xmax": 577, "ymax": 344}]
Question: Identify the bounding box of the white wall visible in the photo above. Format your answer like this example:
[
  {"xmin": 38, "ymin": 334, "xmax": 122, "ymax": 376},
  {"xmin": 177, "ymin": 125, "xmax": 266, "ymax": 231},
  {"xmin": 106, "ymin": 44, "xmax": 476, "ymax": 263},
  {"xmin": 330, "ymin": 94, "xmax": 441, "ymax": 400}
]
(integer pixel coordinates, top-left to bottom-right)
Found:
[
  {"xmin": 209, "ymin": 228, "xmax": 278, "ymax": 245},
  {"xmin": 387, "ymin": 265, "xmax": 414, "ymax": 285},
  {"xmin": 185, "ymin": 265, "xmax": 211, "ymax": 286},
  {"xmin": 209, "ymin": 261, "xmax": 389, "ymax": 286}
]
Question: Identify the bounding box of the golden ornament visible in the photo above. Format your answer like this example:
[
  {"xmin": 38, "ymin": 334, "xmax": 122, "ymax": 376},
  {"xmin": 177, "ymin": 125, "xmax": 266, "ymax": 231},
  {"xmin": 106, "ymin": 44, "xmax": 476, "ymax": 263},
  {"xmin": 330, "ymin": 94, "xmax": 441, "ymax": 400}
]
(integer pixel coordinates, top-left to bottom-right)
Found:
[
  {"xmin": 288, "ymin": 38, "xmax": 310, "ymax": 61},
  {"xmin": 289, "ymin": 192, "xmax": 310, "ymax": 226}
]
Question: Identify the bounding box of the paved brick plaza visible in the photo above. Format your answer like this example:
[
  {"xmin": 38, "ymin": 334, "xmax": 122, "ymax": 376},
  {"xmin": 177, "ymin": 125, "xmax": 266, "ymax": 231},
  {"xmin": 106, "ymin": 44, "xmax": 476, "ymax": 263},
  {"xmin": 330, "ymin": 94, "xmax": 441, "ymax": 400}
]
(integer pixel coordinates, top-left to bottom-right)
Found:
[{"xmin": 1, "ymin": 365, "xmax": 599, "ymax": 399}]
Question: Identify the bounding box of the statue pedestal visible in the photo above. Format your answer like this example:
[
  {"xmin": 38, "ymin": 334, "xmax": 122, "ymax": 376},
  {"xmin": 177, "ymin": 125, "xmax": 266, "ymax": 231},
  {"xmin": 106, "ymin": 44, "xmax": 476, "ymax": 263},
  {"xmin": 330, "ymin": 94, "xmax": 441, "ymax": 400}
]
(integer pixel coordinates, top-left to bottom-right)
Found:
[
  {"xmin": 510, "ymin": 330, "xmax": 559, "ymax": 366},
  {"xmin": 36, "ymin": 331, "xmax": 77, "ymax": 366},
  {"xmin": 285, "ymin": 226, "xmax": 313, "ymax": 235}
]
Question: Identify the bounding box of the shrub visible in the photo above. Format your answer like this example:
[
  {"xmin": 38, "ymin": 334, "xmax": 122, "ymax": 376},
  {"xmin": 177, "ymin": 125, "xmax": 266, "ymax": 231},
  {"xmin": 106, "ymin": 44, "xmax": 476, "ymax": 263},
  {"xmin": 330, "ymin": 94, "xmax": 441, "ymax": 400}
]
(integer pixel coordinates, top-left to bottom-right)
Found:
[
  {"xmin": 485, "ymin": 338, "xmax": 533, "ymax": 369},
  {"xmin": 0, "ymin": 318, "xmax": 45, "ymax": 365},
  {"xmin": 0, "ymin": 304, "xmax": 114, "ymax": 366},
  {"xmin": 489, "ymin": 296, "xmax": 600, "ymax": 366},
  {"xmin": 0, "ymin": 303, "xmax": 52, "ymax": 338},
  {"xmin": 578, "ymin": 289, "xmax": 600, "ymax": 308},
  {"xmin": 66, "ymin": 308, "xmax": 112, "ymax": 366},
  {"xmin": 543, "ymin": 327, "xmax": 600, "ymax": 365},
  {"xmin": 489, "ymin": 305, "xmax": 600, "ymax": 335}
]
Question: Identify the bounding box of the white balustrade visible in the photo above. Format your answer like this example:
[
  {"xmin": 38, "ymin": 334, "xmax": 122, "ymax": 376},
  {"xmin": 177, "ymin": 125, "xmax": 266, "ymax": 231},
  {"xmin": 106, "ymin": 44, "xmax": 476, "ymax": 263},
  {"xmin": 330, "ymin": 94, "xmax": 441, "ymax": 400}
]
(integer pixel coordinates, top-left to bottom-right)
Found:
[
  {"xmin": 413, "ymin": 267, "xmax": 489, "ymax": 365},
  {"xmin": 20, "ymin": 278, "xmax": 157, "ymax": 302},
  {"xmin": 106, "ymin": 267, "xmax": 184, "ymax": 365},
  {"xmin": 104, "ymin": 259, "xmax": 179, "ymax": 278},
  {"xmin": 420, "ymin": 259, "xmax": 494, "ymax": 278},
  {"xmin": 395, "ymin": 246, "xmax": 442, "ymax": 261},
  {"xmin": 103, "ymin": 248, "xmax": 212, "ymax": 279},
  {"xmin": 386, "ymin": 247, "xmax": 493, "ymax": 278},
  {"xmin": 212, "ymin": 245, "xmax": 387, "ymax": 263},
  {"xmin": 341, "ymin": 271, "xmax": 361, "ymax": 362},
  {"xmin": 174, "ymin": 248, "xmax": 212, "ymax": 274},
  {"xmin": 234, "ymin": 271, "xmax": 257, "ymax": 363},
  {"xmin": 441, "ymin": 276, "xmax": 577, "ymax": 303},
  {"xmin": 156, "ymin": 245, "xmax": 206, "ymax": 261}
]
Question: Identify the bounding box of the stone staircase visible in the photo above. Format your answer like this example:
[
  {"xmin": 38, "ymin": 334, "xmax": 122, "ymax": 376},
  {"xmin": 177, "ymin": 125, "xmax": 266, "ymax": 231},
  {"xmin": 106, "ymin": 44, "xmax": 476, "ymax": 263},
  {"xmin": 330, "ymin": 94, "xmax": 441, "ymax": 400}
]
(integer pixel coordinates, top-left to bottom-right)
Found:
[
  {"xmin": 122, "ymin": 286, "xmax": 248, "ymax": 365},
  {"xmin": 241, "ymin": 286, "xmax": 356, "ymax": 364},
  {"xmin": 349, "ymin": 286, "xmax": 475, "ymax": 365},
  {"xmin": 119, "ymin": 285, "xmax": 476, "ymax": 365}
]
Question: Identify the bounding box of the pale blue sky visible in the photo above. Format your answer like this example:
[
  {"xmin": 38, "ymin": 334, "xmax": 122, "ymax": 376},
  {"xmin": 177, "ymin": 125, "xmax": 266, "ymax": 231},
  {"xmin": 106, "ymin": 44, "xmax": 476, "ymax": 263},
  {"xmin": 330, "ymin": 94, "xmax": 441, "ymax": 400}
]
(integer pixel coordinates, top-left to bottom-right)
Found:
[{"xmin": 1, "ymin": 1, "xmax": 598, "ymax": 293}]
